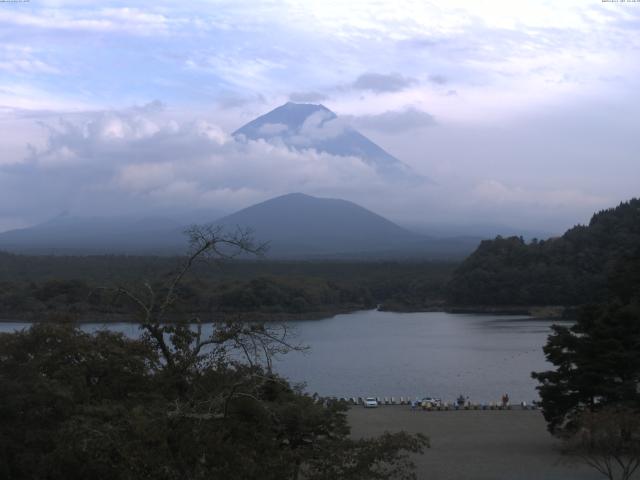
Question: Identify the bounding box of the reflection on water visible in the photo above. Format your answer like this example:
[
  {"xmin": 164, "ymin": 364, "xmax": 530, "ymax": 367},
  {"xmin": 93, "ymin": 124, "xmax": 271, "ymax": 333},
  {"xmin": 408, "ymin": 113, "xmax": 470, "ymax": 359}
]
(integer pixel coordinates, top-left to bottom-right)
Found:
[{"xmin": 0, "ymin": 310, "xmax": 570, "ymax": 403}]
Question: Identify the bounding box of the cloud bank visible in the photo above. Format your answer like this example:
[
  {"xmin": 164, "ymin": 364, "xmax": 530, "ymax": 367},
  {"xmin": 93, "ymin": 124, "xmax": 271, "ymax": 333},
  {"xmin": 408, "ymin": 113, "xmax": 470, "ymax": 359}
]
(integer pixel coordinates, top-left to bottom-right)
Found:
[
  {"xmin": 0, "ymin": 105, "xmax": 388, "ymax": 225},
  {"xmin": 0, "ymin": 103, "xmax": 615, "ymax": 234},
  {"xmin": 0, "ymin": 1, "xmax": 638, "ymax": 234}
]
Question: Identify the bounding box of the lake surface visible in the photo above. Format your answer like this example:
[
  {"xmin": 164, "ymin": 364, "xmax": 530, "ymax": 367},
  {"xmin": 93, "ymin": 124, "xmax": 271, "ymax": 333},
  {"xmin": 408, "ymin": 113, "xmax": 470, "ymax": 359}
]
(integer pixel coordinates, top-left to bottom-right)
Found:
[{"xmin": 0, "ymin": 310, "xmax": 567, "ymax": 403}]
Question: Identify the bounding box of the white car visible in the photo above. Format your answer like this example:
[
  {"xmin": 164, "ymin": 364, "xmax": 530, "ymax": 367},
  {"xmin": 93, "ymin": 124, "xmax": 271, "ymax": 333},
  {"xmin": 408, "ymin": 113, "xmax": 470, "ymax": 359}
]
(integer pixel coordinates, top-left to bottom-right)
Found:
[
  {"xmin": 421, "ymin": 396, "xmax": 442, "ymax": 407},
  {"xmin": 364, "ymin": 397, "xmax": 379, "ymax": 408}
]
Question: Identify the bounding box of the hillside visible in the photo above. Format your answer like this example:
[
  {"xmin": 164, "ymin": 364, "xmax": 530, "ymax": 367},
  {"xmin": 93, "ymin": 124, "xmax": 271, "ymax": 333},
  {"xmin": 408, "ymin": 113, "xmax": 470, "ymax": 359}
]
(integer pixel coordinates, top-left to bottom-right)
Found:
[
  {"xmin": 0, "ymin": 193, "xmax": 479, "ymax": 259},
  {"xmin": 214, "ymin": 193, "xmax": 480, "ymax": 259},
  {"xmin": 447, "ymin": 198, "xmax": 640, "ymax": 306},
  {"xmin": 215, "ymin": 192, "xmax": 421, "ymax": 256},
  {"xmin": 0, "ymin": 215, "xmax": 187, "ymax": 255}
]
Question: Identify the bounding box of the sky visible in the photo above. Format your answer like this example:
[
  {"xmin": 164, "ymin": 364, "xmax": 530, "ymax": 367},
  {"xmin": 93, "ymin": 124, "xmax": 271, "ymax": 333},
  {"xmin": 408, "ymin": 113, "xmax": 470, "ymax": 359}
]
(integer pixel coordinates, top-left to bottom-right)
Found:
[{"xmin": 0, "ymin": 0, "xmax": 639, "ymax": 235}]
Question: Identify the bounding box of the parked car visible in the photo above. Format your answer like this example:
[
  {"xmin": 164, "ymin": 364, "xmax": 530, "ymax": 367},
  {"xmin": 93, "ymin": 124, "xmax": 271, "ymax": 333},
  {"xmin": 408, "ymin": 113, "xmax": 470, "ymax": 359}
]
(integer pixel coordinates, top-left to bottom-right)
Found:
[
  {"xmin": 421, "ymin": 396, "xmax": 442, "ymax": 407},
  {"xmin": 364, "ymin": 397, "xmax": 379, "ymax": 408}
]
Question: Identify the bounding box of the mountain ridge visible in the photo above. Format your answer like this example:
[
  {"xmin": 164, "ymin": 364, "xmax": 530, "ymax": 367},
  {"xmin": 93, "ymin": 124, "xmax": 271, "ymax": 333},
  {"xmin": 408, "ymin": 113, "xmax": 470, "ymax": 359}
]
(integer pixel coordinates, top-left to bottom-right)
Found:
[{"xmin": 0, "ymin": 192, "xmax": 480, "ymax": 259}]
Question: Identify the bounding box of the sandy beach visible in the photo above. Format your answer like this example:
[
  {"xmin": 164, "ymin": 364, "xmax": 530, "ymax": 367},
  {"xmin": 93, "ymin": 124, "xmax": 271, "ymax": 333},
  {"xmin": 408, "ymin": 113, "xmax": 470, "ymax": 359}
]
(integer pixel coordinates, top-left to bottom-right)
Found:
[{"xmin": 348, "ymin": 406, "xmax": 608, "ymax": 480}]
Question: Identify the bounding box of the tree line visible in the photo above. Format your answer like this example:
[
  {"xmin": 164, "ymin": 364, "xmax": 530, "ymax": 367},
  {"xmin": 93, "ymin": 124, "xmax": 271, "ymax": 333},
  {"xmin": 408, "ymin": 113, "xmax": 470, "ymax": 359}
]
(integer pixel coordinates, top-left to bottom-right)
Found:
[
  {"xmin": 448, "ymin": 198, "xmax": 640, "ymax": 306},
  {"xmin": 0, "ymin": 258, "xmax": 455, "ymax": 320}
]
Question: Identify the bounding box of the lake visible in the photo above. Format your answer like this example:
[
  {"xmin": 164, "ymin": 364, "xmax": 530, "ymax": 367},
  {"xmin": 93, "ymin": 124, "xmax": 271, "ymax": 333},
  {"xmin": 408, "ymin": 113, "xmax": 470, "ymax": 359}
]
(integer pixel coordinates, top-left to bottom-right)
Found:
[{"xmin": 0, "ymin": 310, "xmax": 566, "ymax": 403}]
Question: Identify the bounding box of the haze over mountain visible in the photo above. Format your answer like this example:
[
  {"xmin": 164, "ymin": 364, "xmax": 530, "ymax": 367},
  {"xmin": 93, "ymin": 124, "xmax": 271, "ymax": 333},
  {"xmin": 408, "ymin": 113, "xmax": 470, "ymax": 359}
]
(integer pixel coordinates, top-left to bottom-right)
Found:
[
  {"xmin": 0, "ymin": 215, "xmax": 187, "ymax": 255},
  {"xmin": 406, "ymin": 221, "xmax": 555, "ymax": 242},
  {"xmin": 233, "ymin": 102, "xmax": 418, "ymax": 180},
  {"xmin": 214, "ymin": 192, "xmax": 419, "ymax": 256},
  {"xmin": 0, "ymin": 193, "xmax": 480, "ymax": 259}
]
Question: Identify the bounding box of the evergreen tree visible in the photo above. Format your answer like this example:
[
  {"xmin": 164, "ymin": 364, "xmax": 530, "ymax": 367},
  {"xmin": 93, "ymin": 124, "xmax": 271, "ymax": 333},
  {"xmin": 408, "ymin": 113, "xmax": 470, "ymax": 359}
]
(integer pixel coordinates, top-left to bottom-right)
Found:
[{"xmin": 532, "ymin": 301, "xmax": 640, "ymax": 434}]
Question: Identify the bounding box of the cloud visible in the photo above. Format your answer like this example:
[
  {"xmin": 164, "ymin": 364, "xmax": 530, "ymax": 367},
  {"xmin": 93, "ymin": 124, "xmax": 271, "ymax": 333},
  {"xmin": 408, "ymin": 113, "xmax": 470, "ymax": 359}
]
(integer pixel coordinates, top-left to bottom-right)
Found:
[
  {"xmin": 0, "ymin": 1, "xmax": 636, "ymax": 235},
  {"xmin": 257, "ymin": 123, "xmax": 289, "ymax": 135},
  {"xmin": 215, "ymin": 92, "xmax": 266, "ymax": 109},
  {"xmin": 0, "ymin": 84, "xmax": 92, "ymax": 111},
  {"xmin": 185, "ymin": 55, "xmax": 284, "ymax": 91},
  {"xmin": 285, "ymin": 111, "xmax": 352, "ymax": 148},
  {"xmin": 471, "ymin": 180, "xmax": 608, "ymax": 210},
  {"xmin": 352, "ymin": 73, "xmax": 417, "ymax": 93},
  {"xmin": 428, "ymin": 74, "xmax": 448, "ymax": 85},
  {"xmin": 299, "ymin": 111, "xmax": 348, "ymax": 140},
  {"xmin": 118, "ymin": 162, "xmax": 175, "ymax": 192},
  {"xmin": 0, "ymin": 8, "xmax": 170, "ymax": 36},
  {"xmin": 289, "ymin": 91, "xmax": 328, "ymax": 103},
  {"xmin": 2, "ymin": 1, "xmax": 638, "ymax": 130},
  {"xmin": 0, "ymin": 100, "xmax": 633, "ymax": 235},
  {"xmin": 0, "ymin": 104, "xmax": 393, "ymax": 223},
  {"xmin": 0, "ymin": 45, "xmax": 60, "ymax": 75},
  {"xmin": 350, "ymin": 107, "xmax": 436, "ymax": 133}
]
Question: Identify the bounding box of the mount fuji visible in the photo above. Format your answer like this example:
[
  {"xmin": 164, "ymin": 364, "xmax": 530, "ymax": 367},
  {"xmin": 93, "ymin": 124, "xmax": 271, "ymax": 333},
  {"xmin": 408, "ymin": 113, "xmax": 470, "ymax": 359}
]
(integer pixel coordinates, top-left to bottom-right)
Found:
[{"xmin": 233, "ymin": 102, "xmax": 421, "ymax": 180}]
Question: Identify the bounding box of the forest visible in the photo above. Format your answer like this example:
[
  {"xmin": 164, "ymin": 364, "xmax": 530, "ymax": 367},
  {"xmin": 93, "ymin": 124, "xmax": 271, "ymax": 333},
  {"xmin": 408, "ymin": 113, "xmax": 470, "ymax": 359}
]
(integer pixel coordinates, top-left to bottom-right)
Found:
[
  {"xmin": 447, "ymin": 199, "xmax": 640, "ymax": 306},
  {"xmin": 0, "ymin": 254, "xmax": 455, "ymax": 321},
  {"xmin": 1, "ymin": 198, "xmax": 639, "ymax": 321}
]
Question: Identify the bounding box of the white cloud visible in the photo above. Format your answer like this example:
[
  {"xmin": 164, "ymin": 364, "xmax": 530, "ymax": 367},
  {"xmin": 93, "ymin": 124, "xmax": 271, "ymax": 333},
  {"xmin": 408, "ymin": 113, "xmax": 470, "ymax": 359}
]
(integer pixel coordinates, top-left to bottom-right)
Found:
[
  {"xmin": 0, "ymin": 84, "xmax": 93, "ymax": 111},
  {"xmin": 472, "ymin": 180, "xmax": 608, "ymax": 210},
  {"xmin": 1, "ymin": 103, "xmax": 621, "ymax": 235},
  {"xmin": 0, "ymin": 45, "xmax": 60, "ymax": 75},
  {"xmin": 257, "ymin": 123, "xmax": 289, "ymax": 136},
  {"xmin": 0, "ymin": 7, "xmax": 170, "ymax": 35},
  {"xmin": 0, "ymin": 1, "xmax": 636, "ymax": 235},
  {"xmin": 185, "ymin": 54, "xmax": 284, "ymax": 91},
  {"xmin": 297, "ymin": 111, "xmax": 349, "ymax": 142},
  {"xmin": 0, "ymin": 104, "xmax": 391, "ymax": 223},
  {"xmin": 1, "ymin": 0, "xmax": 638, "ymax": 128},
  {"xmin": 352, "ymin": 73, "xmax": 417, "ymax": 93},
  {"xmin": 350, "ymin": 107, "xmax": 436, "ymax": 133}
]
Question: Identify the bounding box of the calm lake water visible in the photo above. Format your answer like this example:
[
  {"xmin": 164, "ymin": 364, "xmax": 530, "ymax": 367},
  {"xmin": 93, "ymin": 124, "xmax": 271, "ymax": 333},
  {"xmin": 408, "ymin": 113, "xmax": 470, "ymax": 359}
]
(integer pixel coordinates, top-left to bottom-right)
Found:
[{"xmin": 0, "ymin": 310, "xmax": 566, "ymax": 403}]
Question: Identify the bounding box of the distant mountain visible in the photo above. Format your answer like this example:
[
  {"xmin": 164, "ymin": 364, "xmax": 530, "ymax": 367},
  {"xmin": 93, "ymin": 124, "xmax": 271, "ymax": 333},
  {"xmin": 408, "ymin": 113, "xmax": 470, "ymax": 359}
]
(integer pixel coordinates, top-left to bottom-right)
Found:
[
  {"xmin": 214, "ymin": 193, "xmax": 417, "ymax": 256},
  {"xmin": 0, "ymin": 214, "xmax": 188, "ymax": 255},
  {"xmin": 0, "ymin": 194, "xmax": 479, "ymax": 259},
  {"xmin": 233, "ymin": 102, "xmax": 418, "ymax": 180},
  {"xmin": 214, "ymin": 193, "xmax": 477, "ymax": 259},
  {"xmin": 447, "ymin": 198, "xmax": 640, "ymax": 306}
]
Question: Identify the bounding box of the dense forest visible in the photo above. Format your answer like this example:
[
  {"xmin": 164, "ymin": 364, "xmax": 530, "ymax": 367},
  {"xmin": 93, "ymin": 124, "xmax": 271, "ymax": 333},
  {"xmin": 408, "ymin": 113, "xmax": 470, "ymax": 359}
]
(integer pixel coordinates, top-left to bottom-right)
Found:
[
  {"xmin": 0, "ymin": 255, "xmax": 455, "ymax": 320},
  {"xmin": 447, "ymin": 198, "xmax": 640, "ymax": 306}
]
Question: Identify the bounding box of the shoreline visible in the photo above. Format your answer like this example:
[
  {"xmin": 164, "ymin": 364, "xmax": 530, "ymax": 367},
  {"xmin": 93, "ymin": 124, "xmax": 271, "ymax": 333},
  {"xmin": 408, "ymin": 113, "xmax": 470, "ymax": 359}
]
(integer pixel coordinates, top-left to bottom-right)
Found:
[
  {"xmin": 0, "ymin": 304, "xmax": 570, "ymax": 324},
  {"xmin": 0, "ymin": 306, "xmax": 365, "ymax": 324},
  {"xmin": 444, "ymin": 305, "xmax": 567, "ymax": 318},
  {"xmin": 381, "ymin": 303, "xmax": 569, "ymax": 318}
]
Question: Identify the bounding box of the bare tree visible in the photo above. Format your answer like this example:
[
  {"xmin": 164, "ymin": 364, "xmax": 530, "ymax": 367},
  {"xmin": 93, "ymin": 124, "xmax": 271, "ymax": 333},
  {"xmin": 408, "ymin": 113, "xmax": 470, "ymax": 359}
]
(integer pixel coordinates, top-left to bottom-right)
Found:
[
  {"xmin": 563, "ymin": 407, "xmax": 640, "ymax": 480},
  {"xmin": 112, "ymin": 225, "xmax": 301, "ymax": 372},
  {"xmin": 1, "ymin": 225, "xmax": 428, "ymax": 479}
]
